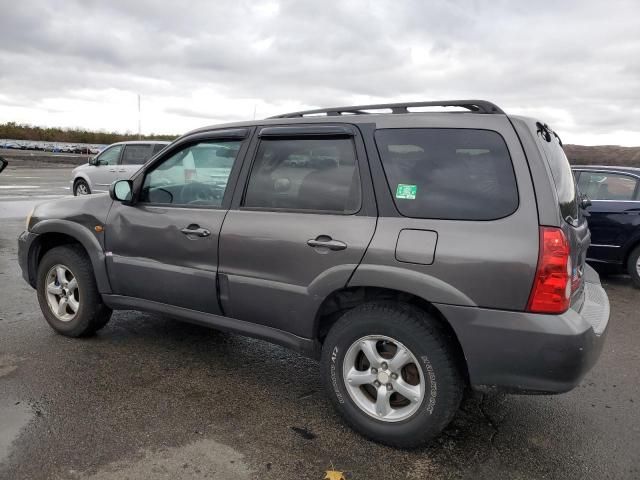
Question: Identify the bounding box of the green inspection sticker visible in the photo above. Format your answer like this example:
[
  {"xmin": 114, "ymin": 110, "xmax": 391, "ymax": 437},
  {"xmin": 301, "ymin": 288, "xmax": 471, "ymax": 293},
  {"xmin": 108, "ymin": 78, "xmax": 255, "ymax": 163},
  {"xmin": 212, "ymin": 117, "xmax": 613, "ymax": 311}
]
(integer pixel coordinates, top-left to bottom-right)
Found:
[{"xmin": 395, "ymin": 184, "xmax": 417, "ymax": 200}]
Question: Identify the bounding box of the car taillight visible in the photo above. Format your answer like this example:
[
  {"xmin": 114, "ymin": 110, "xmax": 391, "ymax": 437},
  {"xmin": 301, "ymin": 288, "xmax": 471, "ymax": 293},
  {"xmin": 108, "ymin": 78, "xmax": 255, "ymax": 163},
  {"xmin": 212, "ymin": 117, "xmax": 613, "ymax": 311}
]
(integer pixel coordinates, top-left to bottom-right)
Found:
[{"xmin": 527, "ymin": 227, "xmax": 571, "ymax": 314}]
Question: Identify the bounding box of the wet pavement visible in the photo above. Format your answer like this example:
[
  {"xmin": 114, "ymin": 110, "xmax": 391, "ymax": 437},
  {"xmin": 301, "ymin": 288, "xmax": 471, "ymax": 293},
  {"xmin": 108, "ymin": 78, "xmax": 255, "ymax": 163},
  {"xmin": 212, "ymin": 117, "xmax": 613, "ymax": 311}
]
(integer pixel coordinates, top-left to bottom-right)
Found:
[
  {"xmin": 0, "ymin": 166, "xmax": 73, "ymax": 219},
  {"xmin": 0, "ymin": 168, "xmax": 639, "ymax": 479}
]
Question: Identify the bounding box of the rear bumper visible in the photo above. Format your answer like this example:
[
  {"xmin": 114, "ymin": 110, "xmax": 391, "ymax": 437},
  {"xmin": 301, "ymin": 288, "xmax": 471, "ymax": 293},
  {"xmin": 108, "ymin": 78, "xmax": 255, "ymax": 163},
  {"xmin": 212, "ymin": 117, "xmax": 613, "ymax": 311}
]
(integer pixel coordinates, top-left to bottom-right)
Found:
[{"xmin": 436, "ymin": 264, "xmax": 610, "ymax": 394}]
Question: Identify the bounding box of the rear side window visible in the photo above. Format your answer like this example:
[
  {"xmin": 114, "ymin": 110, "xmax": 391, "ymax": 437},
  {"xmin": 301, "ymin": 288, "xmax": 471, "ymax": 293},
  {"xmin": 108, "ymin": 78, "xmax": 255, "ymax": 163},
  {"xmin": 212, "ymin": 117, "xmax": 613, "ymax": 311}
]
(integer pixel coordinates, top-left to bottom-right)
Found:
[
  {"xmin": 375, "ymin": 129, "xmax": 518, "ymax": 220},
  {"xmin": 121, "ymin": 144, "xmax": 154, "ymax": 165},
  {"xmin": 153, "ymin": 143, "xmax": 167, "ymax": 155},
  {"xmin": 243, "ymin": 138, "xmax": 361, "ymax": 213},
  {"xmin": 537, "ymin": 132, "xmax": 579, "ymax": 224},
  {"xmin": 578, "ymin": 171, "xmax": 639, "ymax": 201}
]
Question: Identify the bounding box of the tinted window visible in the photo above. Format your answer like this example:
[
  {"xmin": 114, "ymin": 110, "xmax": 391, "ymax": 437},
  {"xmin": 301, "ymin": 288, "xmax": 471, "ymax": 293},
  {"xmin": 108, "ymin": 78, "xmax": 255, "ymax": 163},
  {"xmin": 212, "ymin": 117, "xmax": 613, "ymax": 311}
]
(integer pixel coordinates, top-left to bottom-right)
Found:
[
  {"xmin": 537, "ymin": 133, "xmax": 579, "ymax": 224},
  {"xmin": 96, "ymin": 145, "xmax": 123, "ymax": 166},
  {"xmin": 140, "ymin": 140, "xmax": 242, "ymax": 207},
  {"xmin": 375, "ymin": 129, "xmax": 518, "ymax": 220},
  {"xmin": 243, "ymin": 138, "xmax": 361, "ymax": 213},
  {"xmin": 153, "ymin": 143, "xmax": 168, "ymax": 155},
  {"xmin": 578, "ymin": 171, "xmax": 638, "ymax": 201},
  {"xmin": 121, "ymin": 144, "xmax": 154, "ymax": 165}
]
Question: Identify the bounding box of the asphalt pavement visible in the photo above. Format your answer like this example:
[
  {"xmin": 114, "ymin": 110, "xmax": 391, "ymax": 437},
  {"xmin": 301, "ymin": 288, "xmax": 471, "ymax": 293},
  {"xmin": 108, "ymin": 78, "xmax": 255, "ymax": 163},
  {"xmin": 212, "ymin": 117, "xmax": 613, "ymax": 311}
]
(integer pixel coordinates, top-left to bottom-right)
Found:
[{"xmin": 0, "ymin": 167, "xmax": 639, "ymax": 479}]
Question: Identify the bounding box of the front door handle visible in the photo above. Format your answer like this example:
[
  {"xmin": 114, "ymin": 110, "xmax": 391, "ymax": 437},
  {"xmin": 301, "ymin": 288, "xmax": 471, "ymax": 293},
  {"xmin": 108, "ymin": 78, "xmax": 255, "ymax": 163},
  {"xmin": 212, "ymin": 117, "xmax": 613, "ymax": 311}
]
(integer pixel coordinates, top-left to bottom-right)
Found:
[
  {"xmin": 181, "ymin": 225, "xmax": 211, "ymax": 237},
  {"xmin": 307, "ymin": 236, "xmax": 347, "ymax": 251}
]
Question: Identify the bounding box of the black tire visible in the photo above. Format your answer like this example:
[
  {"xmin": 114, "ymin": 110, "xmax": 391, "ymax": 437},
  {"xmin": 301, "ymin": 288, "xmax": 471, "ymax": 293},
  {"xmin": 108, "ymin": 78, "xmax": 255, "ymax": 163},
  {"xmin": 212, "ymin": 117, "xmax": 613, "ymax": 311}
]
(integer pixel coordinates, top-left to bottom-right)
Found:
[
  {"xmin": 36, "ymin": 245, "xmax": 112, "ymax": 337},
  {"xmin": 320, "ymin": 301, "xmax": 464, "ymax": 449},
  {"xmin": 627, "ymin": 246, "xmax": 640, "ymax": 288},
  {"xmin": 73, "ymin": 179, "xmax": 91, "ymax": 196}
]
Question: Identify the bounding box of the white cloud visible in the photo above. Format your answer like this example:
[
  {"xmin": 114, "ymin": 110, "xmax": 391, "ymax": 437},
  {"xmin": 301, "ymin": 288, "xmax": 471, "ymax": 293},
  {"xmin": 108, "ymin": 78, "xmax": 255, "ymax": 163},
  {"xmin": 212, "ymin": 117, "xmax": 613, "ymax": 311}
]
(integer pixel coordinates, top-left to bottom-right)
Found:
[{"xmin": 0, "ymin": 0, "xmax": 638, "ymax": 145}]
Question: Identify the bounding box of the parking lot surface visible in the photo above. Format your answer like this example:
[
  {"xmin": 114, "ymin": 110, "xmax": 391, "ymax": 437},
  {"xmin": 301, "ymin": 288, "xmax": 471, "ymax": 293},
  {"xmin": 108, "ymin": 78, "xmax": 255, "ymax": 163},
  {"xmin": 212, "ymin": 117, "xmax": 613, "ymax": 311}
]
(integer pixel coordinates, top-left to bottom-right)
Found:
[{"xmin": 1, "ymin": 167, "xmax": 639, "ymax": 479}]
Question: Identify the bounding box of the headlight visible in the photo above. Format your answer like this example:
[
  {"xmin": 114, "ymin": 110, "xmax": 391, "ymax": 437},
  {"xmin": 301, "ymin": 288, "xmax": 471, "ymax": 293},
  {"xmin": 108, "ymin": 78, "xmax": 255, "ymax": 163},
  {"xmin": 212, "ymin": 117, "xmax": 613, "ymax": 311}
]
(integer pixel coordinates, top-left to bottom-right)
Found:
[{"xmin": 25, "ymin": 207, "xmax": 35, "ymax": 231}]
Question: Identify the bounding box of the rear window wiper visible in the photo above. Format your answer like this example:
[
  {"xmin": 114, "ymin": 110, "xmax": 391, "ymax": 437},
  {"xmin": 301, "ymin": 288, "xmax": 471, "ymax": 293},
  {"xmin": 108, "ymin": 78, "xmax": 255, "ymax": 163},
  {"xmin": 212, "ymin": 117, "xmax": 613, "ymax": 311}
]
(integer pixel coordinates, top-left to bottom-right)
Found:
[{"xmin": 536, "ymin": 122, "xmax": 563, "ymax": 147}]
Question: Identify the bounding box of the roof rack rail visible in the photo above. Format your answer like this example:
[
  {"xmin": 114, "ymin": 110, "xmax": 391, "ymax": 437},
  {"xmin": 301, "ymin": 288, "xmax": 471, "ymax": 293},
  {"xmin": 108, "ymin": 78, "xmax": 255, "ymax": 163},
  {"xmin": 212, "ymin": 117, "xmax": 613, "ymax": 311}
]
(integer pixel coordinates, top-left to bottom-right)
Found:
[{"xmin": 269, "ymin": 100, "xmax": 504, "ymax": 118}]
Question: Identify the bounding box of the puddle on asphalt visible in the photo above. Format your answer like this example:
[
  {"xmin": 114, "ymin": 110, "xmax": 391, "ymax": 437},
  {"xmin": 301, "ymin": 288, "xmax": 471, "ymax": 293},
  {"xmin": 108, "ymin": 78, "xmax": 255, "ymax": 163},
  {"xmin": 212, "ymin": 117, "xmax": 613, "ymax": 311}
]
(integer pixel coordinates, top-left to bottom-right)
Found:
[
  {"xmin": 0, "ymin": 399, "xmax": 33, "ymax": 465},
  {"xmin": 79, "ymin": 439, "xmax": 254, "ymax": 479}
]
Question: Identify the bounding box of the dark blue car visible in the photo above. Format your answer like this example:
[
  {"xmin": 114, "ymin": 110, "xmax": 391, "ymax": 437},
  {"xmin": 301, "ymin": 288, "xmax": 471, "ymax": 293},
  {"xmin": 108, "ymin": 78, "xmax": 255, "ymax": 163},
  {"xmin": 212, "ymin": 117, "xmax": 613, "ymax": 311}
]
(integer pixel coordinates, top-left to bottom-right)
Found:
[{"xmin": 573, "ymin": 165, "xmax": 640, "ymax": 287}]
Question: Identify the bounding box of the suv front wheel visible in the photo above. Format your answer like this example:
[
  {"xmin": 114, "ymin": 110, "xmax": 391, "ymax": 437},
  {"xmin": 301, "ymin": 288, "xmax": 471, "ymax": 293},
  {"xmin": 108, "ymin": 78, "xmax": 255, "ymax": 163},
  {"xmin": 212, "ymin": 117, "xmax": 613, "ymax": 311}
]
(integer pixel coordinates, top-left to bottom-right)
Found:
[
  {"xmin": 74, "ymin": 179, "xmax": 91, "ymax": 196},
  {"xmin": 320, "ymin": 302, "xmax": 464, "ymax": 448},
  {"xmin": 36, "ymin": 245, "xmax": 112, "ymax": 337}
]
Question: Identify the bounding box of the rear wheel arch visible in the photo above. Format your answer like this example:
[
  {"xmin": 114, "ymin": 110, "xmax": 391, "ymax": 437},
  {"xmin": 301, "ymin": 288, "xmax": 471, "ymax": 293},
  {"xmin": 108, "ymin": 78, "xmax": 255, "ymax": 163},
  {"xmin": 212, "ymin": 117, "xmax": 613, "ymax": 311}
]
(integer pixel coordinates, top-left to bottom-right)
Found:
[
  {"xmin": 314, "ymin": 286, "xmax": 469, "ymax": 384},
  {"xmin": 625, "ymin": 243, "xmax": 640, "ymax": 287},
  {"xmin": 622, "ymin": 236, "xmax": 640, "ymax": 265}
]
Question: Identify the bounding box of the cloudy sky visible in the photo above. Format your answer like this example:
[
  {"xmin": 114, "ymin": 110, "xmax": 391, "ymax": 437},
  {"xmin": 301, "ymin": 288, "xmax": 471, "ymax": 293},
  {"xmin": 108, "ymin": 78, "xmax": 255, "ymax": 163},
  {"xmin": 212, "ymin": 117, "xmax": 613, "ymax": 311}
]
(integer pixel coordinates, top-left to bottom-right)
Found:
[{"xmin": 0, "ymin": 0, "xmax": 638, "ymax": 145}]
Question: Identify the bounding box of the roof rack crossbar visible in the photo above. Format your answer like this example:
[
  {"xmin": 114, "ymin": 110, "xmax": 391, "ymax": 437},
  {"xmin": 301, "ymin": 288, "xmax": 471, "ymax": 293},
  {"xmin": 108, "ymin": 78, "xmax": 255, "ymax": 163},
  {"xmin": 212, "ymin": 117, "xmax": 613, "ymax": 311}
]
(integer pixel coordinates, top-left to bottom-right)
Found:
[{"xmin": 269, "ymin": 100, "xmax": 504, "ymax": 119}]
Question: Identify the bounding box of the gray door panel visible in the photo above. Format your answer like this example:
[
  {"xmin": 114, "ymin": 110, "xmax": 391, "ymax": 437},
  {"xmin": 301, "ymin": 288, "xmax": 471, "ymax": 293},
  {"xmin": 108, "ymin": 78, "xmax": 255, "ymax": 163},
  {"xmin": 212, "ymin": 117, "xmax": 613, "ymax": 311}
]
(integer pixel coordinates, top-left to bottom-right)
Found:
[
  {"xmin": 350, "ymin": 215, "xmax": 539, "ymax": 309},
  {"xmin": 118, "ymin": 164, "xmax": 143, "ymax": 181},
  {"xmin": 105, "ymin": 203, "xmax": 224, "ymax": 314},
  {"xmin": 90, "ymin": 165, "xmax": 119, "ymax": 191},
  {"xmin": 218, "ymin": 210, "xmax": 376, "ymax": 337}
]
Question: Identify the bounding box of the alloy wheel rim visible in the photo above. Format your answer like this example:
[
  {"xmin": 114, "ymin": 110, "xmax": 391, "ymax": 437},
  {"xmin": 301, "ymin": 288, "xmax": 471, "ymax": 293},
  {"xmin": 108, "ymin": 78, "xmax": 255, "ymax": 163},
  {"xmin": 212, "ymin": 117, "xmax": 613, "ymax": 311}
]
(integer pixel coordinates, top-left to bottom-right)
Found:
[
  {"xmin": 77, "ymin": 183, "xmax": 88, "ymax": 195},
  {"xmin": 45, "ymin": 264, "xmax": 80, "ymax": 322},
  {"xmin": 343, "ymin": 335, "xmax": 425, "ymax": 422}
]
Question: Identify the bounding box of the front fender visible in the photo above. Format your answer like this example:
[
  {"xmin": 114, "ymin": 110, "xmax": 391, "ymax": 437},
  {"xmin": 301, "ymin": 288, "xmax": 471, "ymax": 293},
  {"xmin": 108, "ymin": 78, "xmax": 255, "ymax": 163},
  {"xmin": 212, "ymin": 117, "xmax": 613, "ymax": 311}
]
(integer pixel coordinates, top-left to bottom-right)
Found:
[
  {"xmin": 73, "ymin": 174, "xmax": 93, "ymax": 191},
  {"xmin": 30, "ymin": 219, "xmax": 112, "ymax": 293}
]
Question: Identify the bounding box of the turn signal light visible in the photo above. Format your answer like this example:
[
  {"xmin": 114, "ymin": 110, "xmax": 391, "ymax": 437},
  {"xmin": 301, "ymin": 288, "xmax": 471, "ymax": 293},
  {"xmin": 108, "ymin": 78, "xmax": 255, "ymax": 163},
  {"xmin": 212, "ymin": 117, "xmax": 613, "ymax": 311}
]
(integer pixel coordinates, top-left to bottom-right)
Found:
[{"xmin": 527, "ymin": 227, "xmax": 571, "ymax": 314}]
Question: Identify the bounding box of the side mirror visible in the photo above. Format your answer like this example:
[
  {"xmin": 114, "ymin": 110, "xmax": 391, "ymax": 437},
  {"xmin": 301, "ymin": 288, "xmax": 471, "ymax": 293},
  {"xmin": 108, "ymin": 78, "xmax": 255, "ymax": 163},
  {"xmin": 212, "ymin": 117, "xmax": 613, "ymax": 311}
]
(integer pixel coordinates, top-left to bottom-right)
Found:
[
  {"xmin": 0, "ymin": 157, "xmax": 7, "ymax": 174},
  {"xmin": 88, "ymin": 156, "xmax": 98, "ymax": 166},
  {"xmin": 110, "ymin": 180, "xmax": 133, "ymax": 204}
]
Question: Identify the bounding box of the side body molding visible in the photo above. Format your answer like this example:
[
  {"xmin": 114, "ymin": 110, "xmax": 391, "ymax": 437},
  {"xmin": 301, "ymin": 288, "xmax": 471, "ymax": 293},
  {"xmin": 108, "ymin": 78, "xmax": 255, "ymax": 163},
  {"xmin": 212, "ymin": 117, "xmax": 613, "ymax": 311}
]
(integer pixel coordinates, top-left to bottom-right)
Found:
[{"xmin": 29, "ymin": 219, "xmax": 112, "ymax": 293}]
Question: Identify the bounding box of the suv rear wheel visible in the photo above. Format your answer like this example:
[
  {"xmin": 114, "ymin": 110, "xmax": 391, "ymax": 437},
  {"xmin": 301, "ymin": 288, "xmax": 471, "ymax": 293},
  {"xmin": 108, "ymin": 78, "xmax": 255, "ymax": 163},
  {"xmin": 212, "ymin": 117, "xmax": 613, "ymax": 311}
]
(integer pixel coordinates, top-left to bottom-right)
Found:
[
  {"xmin": 320, "ymin": 301, "xmax": 464, "ymax": 448},
  {"xmin": 36, "ymin": 245, "xmax": 112, "ymax": 336},
  {"xmin": 627, "ymin": 245, "xmax": 640, "ymax": 288}
]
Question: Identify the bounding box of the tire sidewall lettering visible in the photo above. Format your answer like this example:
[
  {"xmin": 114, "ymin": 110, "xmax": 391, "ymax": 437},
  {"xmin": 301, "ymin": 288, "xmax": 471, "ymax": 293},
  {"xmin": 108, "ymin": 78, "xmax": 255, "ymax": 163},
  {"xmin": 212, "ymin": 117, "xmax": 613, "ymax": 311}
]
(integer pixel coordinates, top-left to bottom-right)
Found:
[
  {"xmin": 420, "ymin": 355, "xmax": 437, "ymax": 415},
  {"xmin": 330, "ymin": 345, "xmax": 345, "ymax": 404}
]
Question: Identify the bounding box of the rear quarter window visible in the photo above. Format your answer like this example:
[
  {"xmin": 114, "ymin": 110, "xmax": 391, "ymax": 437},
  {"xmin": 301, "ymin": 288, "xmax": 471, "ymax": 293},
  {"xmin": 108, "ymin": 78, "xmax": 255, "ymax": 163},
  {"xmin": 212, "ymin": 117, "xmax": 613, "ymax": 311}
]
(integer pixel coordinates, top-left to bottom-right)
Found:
[
  {"xmin": 536, "ymin": 131, "xmax": 579, "ymax": 225},
  {"xmin": 375, "ymin": 128, "xmax": 519, "ymax": 220}
]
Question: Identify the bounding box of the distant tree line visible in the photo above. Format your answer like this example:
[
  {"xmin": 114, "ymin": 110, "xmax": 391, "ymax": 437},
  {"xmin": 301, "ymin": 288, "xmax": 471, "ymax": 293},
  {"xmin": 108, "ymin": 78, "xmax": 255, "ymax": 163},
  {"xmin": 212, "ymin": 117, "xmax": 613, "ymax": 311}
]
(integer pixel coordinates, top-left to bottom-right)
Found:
[{"xmin": 0, "ymin": 122, "xmax": 178, "ymax": 144}]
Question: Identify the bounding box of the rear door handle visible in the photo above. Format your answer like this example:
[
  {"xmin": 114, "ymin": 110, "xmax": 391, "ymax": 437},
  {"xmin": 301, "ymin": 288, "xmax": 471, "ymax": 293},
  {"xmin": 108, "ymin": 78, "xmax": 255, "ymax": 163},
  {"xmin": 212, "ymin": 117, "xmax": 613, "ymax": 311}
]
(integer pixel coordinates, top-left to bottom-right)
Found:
[
  {"xmin": 307, "ymin": 236, "xmax": 347, "ymax": 251},
  {"xmin": 181, "ymin": 225, "xmax": 211, "ymax": 237}
]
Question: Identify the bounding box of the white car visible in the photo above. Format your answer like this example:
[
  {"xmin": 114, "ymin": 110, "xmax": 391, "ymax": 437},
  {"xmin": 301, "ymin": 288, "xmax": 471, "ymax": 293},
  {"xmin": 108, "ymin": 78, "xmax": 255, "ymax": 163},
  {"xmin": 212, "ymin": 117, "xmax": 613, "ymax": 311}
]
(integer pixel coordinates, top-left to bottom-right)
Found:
[{"xmin": 71, "ymin": 141, "xmax": 169, "ymax": 195}]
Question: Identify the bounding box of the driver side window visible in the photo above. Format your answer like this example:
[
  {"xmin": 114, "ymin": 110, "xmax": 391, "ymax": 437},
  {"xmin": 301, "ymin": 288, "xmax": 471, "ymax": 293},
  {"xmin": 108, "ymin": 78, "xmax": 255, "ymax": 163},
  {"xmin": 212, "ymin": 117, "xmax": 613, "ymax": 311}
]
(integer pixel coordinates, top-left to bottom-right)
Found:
[
  {"xmin": 140, "ymin": 140, "xmax": 242, "ymax": 207},
  {"xmin": 96, "ymin": 145, "xmax": 123, "ymax": 166}
]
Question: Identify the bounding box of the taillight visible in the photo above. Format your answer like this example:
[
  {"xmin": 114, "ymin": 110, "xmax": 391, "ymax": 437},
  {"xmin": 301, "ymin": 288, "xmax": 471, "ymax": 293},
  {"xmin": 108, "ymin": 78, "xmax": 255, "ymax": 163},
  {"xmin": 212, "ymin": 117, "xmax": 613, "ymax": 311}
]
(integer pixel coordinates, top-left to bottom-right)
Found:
[{"xmin": 527, "ymin": 227, "xmax": 571, "ymax": 314}]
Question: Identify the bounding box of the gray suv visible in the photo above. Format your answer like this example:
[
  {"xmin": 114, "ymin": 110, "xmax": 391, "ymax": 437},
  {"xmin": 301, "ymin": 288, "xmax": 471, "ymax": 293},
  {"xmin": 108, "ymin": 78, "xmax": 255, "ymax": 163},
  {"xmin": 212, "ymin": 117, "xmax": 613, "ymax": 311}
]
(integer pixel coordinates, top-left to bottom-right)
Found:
[{"xmin": 18, "ymin": 100, "xmax": 610, "ymax": 448}]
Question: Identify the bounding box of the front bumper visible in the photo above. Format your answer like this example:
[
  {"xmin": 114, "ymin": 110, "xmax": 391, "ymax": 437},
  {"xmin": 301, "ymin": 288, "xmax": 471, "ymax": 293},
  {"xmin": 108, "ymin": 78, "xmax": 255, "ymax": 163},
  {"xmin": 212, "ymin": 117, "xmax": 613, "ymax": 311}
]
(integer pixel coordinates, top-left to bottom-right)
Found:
[
  {"xmin": 18, "ymin": 230, "xmax": 39, "ymax": 288},
  {"xmin": 436, "ymin": 264, "xmax": 610, "ymax": 394}
]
